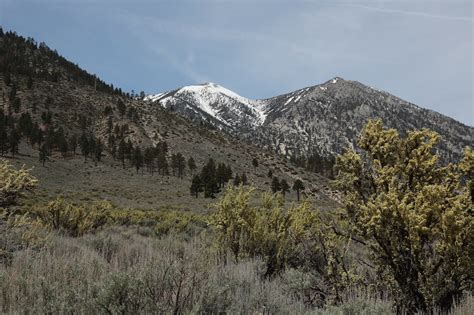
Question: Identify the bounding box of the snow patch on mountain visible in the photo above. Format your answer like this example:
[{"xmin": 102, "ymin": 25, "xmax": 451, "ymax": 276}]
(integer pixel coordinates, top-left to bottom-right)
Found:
[{"xmin": 146, "ymin": 82, "xmax": 269, "ymax": 127}]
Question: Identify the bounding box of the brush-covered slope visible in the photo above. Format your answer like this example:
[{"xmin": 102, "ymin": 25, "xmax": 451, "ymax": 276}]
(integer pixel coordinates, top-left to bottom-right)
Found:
[{"xmin": 0, "ymin": 29, "xmax": 337, "ymax": 211}]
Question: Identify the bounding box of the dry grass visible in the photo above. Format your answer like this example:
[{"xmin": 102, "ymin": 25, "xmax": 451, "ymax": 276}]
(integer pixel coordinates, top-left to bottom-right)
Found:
[{"xmin": 1, "ymin": 222, "xmax": 471, "ymax": 314}]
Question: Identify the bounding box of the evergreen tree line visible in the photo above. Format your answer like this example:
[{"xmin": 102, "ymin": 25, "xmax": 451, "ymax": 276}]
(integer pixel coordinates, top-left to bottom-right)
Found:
[
  {"xmin": 0, "ymin": 28, "xmax": 136, "ymax": 98},
  {"xmin": 271, "ymin": 176, "xmax": 305, "ymax": 201},
  {"xmin": 290, "ymin": 152, "xmax": 336, "ymax": 179},
  {"xmin": 0, "ymin": 108, "xmax": 100, "ymax": 166},
  {"xmin": 190, "ymin": 159, "xmax": 237, "ymax": 199}
]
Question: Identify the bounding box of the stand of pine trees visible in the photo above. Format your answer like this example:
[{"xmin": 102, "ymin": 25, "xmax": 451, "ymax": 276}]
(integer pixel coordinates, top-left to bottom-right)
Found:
[
  {"xmin": 0, "ymin": 28, "xmax": 133, "ymax": 98},
  {"xmin": 190, "ymin": 158, "xmax": 234, "ymax": 198}
]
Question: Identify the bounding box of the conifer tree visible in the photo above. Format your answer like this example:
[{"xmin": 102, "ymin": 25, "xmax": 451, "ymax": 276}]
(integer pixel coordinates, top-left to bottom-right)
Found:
[
  {"xmin": 94, "ymin": 139, "xmax": 103, "ymax": 163},
  {"xmin": 156, "ymin": 151, "xmax": 168, "ymax": 176},
  {"xmin": 117, "ymin": 139, "xmax": 126, "ymax": 169},
  {"xmin": 132, "ymin": 146, "xmax": 143, "ymax": 174},
  {"xmin": 188, "ymin": 156, "xmax": 196, "ymax": 176},
  {"xmin": 267, "ymin": 169, "xmax": 273, "ymax": 178},
  {"xmin": 125, "ymin": 139, "xmax": 133, "ymax": 164},
  {"xmin": 233, "ymin": 174, "xmax": 241, "ymax": 186},
  {"xmin": 280, "ymin": 179, "xmax": 290, "ymax": 197},
  {"xmin": 80, "ymin": 132, "xmax": 90, "ymax": 161},
  {"xmin": 271, "ymin": 176, "xmax": 281, "ymax": 193},
  {"xmin": 201, "ymin": 158, "xmax": 220, "ymax": 198},
  {"xmin": 176, "ymin": 152, "xmax": 186, "ymax": 178},
  {"xmin": 190, "ymin": 175, "xmax": 203, "ymax": 198},
  {"xmin": 69, "ymin": 134, "xmax": 77, "ymax": 155},
  {"xmin": 58, "ymin": 134, "xmax": 68, "ymax": 158},
  {"xmin": 252, "ymin": 157, "xmax": 259, "ymax": 170},
  {"xmin": 241, "ymin": 172, "xmax": 248, "ymax": 185},
  {"xmin": 116, "ymin": 99, "xmax": 126, "ymax": 117},
  {"xmin": 12, "ymin": 97, "xmax": 21, "ymax": 113},
  {"xmin": 171, "ymin": 153, "xmax": 178, "ymax": 176},
  {"xmin": 39, "ymin": 144, "xmax": 49, "ymax": 166},
  {"xmin": 292, "ymin": 179, "xmax": 304, "ymax": 201},
  {"xmin": 216, "ymin": 163, "xmax": 227, "ymax": 188},
  {"xmin": 8, "ymin": 128, "xmax": 20, "ymax": 156},
  {"xmin": 225, "ymin": 164, "xmax": 232, "ymax": 183},
  {"xmin": 0, "ymin": 126, "xmax": 8, "ymax": 156},
  {"xmin": 26, "ymin": 75, "xmax": 33, "ymax": 89},
  {"xmin": 143, "ymin": 147, "xmax": 155, "ymax": 174}
]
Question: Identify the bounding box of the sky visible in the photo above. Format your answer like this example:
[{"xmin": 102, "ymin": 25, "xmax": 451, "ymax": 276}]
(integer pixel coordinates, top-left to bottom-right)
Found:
[{"xmin": 1, "ymin": 0, "xmax": 473, "ymax": 125}]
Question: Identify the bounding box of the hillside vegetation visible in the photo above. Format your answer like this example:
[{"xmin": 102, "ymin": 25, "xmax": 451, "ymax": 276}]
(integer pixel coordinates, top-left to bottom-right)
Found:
[
  {"xmin": 0, "ymin": 28, "xmax": 338, "ymax": 211},
  {"xmin": 1, "ymin": 120, "xmax": 472, "ymax": 314}
]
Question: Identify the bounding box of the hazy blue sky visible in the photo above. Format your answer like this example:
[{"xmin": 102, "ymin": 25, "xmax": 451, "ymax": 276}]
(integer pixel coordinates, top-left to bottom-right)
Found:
[{"xmin": 1, "ymin": 0, "xmax": 472, "ymax": 125}]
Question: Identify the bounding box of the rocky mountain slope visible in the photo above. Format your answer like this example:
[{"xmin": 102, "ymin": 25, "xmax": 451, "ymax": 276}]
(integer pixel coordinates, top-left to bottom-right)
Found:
[
  {"xmin": 145, "ymin": 82, "xmax": 267, "ymax": 133},
  {"xmin": 147, "ymin": 78, "xmax": 473, "ymax": 163}
]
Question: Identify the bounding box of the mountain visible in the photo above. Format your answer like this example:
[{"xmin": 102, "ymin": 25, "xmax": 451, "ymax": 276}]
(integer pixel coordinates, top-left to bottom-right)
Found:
[
  {"xmin": 0, "ymin": 29, "xmax": 338, "ymax": 210},
  {"xmin": 145, "ymin": 82, "xmax": 267, "ymax": 132},
  {"xmin": 146, "ymin": 78, "xmax": 473, "ymax": 163}
]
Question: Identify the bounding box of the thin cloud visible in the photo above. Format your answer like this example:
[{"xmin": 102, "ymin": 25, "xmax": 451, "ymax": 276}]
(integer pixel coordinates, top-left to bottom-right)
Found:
[{"xmin": 347, "ymin": 4, "xmax": 473, "ymax": 22}]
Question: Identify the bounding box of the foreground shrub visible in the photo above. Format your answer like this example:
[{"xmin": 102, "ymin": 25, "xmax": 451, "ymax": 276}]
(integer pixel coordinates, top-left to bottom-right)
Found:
[
  {"xmin": 0, "ymin": 159, "xmax": 37, "ymax": 209},
  {"xmin": 31, "ymin": 198, "xmax": 111, "ymax": 236},
  {"xmin": 334, "ymin": 120, "xmax": 473, "ymax": 313},
  {"xmin": 210, "ymin": 186, "xmax": 358, "ymax": 306}
]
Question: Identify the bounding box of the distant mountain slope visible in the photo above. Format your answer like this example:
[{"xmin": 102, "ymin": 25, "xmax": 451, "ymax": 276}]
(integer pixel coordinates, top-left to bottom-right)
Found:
[
  {"xmin": 145, "ymin": 82, "xmax": 266, "ymax": 132},
  {"xmin": 146, "ymin": 78, "xmax": 473, "ymax": 163}
]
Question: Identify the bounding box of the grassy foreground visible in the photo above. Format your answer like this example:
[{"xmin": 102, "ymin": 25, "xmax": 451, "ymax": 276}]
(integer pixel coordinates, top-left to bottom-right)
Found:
[{"xmin": 1, "ymin": 223, "xmax": 472, "ymax": 314}]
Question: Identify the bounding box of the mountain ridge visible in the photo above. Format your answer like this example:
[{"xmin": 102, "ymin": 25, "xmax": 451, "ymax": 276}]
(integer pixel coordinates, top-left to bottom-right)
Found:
[{"xmin": 145, "ymin": 77, "xmax": 473, "ymax": 164}]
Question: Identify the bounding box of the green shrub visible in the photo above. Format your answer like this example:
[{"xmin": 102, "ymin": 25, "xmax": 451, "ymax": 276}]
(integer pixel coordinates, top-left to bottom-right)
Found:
[{"xmin": 31, "ymin": 198, "xmax": 111, "ymax": 236}]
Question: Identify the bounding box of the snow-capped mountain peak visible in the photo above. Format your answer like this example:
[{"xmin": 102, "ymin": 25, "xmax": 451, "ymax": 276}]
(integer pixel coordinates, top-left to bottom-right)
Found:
[{"xmin": 145, "ymin": 83, "xmax": 268, "ymax": 130}]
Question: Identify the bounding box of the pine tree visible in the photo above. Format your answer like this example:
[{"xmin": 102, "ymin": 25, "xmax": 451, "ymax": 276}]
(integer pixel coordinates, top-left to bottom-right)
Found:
[
  {"xmin": 12, "ymin": 97, "xmax": 21, "ymax": 113},
  {"xmin": 125, "ymin": 139, "xmax": 133, "ymax": 164},
  {"xmin": 280, "ymin": 179, "xmax": 290, "ymax": 197},
  {"xmin": 188, "ymin": 156, "xmax": 197, "ymax": 176},
  {"xmin": 116, "ymin": 139, "xmax": 125, "ymax": 168},
  {"xmin": 39, "ymin": 144, "xmax": 49, "ymax": 166},
  {"xmin": 267, "ymin": 169, "xmax": 273, "ymax": 178},
  {"xmin": 0, "ymin": 126, "xmax": 9, "ymax": 156},
  {"xmin": 95, "ymin": 139, "xmax": 103, "ymax": 163},
  {"xmin": 18, "ymin": 112, "xmax": 33, "ymax": 138},
  {"xmin": 8, "ymin": 128, "xmax": 20, "ymax": 156},
  {"xmin": 225, "ymin": 164, "xmax": 233, "ymax": 182},
  {"xmin": 26, "ymin": 75, "xmax": 33, "ymax": 89},
  {"xmin": 116, "ymin": 99, "xmax": 126, "ymax": 117},
  {"xmin": 233, "ymin": 173, "xmax": 241, "ymax": 186},
  {"xmin": 241, "ymin": 172, "xmax": 248, "ymax": 185},
  {"xmin": 58, "ymin": 134, "xmax": 69, "ymax": 158},
  {"xmin": 4, "ymin": 71, "xmax": 11, "ymax": 86},
  {"xmin": 201, "ymin": 158, "xmax": 220, "ymax": 198},
  {"xmin": 292, "ymin": 179, "xmax": 304, "ymax": 201},
  {"xmin": 132, "ymin": 146, "xmax": 143, "ymax": 174},
  {"xmin": 80, "ymin": 132, "xmax": 90, "ymax": 161},
  {"xmin": 271, "ymin": 176, "xmax": 281, "ymax": 193},
  {"xmin": 176, "ymin": 153, "xmax": 186, "ymax": 178},
  {"xmin": 144, "ymin": 147, "xmax": 155, "ymax": 174},
  {"xmin": 156, "ymin": 151, "xmax": 168, "ymax": 176},
  {"xmin": 252, "ymin": 158, "xmax": 259, "ymax": 170},
  {"xmin": 190, "ymin": 175, "xmax": 203, "ymax": 198},
  {"xmin": 69, "ymin": 134, "xmax": 77, "ymax": 155},
  {"xmin": 216, "ymin": 163, "xmax": 227, "ymax": 188}
]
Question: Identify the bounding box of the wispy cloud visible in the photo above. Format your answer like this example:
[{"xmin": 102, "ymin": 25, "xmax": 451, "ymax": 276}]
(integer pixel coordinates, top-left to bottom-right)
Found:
[{"xmin": 346, "ymin": 3, "xmax": 473, "ymax": 22}]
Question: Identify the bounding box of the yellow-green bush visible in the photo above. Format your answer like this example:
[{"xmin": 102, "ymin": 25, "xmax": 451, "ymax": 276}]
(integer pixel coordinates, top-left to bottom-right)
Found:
[
  {"xmin": 334, "ymin": 120, "xmax": 473, "ymax": 312},
  {"xmin": 31, "ymin": 198, "xmax": 112, "ymax": 237},
  {"xmin": 209, "ymin": 186, "xmax": 357, "ymax": 306},
  {"xmin": 0, "ymin": 159, "xmax": 37, "ymax": 210},
  {"xmin": 108, "ymin": 207, "xmax": 206, "ymax": 237}
]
